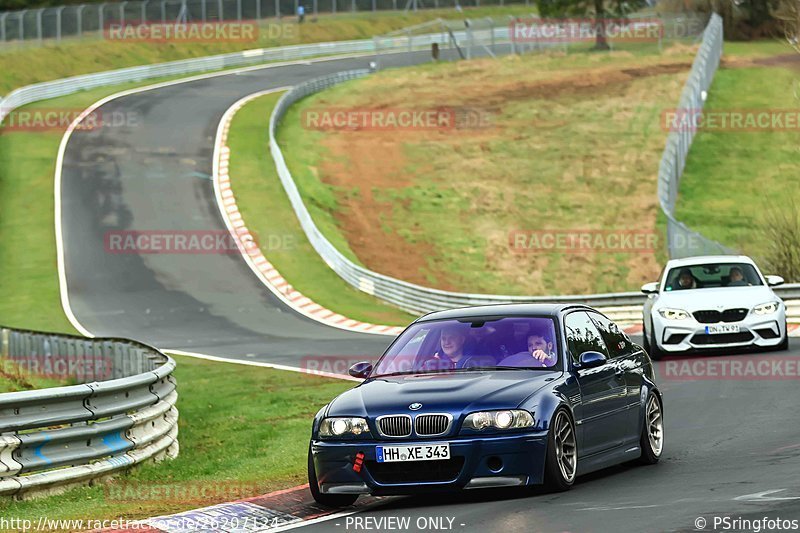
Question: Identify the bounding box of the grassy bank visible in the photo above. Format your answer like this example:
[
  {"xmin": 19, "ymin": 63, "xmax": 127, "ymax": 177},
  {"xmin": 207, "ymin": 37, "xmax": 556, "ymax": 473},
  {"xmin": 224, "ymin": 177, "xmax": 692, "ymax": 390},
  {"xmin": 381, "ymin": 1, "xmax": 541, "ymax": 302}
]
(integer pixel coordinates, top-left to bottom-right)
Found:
[
  {"xmin": 0, "ymin": 354, "xmax": 351, "ymax": 528},
  {"xmin": 675, "ymin": 51, "xmax": 800, "ymax": 265},
  {"xmin": 226, "ymin": 92, "xmax": 415, "ymax": 325},
  {"xmin": 278, "ymin": 45, "xmax": 695, "ymax": 296},
  {"xmin": 0, "ymin": 6, "xmax": 532, "ymax": 94}
]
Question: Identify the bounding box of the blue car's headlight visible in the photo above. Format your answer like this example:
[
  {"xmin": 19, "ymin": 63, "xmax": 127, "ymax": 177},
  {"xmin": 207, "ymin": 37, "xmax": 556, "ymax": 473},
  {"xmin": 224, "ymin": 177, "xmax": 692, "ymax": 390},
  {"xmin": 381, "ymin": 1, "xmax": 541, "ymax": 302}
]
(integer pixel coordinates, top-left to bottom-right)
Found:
[
  {"xmin": 463, "ymin": 410, "xmax": 534, "ymax": 431},
  {"xmin": 319, "ymin": 417, "xmax": 370, "ymax": 438},
  {"xmin": 753, "ymin": 301, "xmax": 780, "ymax": 315}
]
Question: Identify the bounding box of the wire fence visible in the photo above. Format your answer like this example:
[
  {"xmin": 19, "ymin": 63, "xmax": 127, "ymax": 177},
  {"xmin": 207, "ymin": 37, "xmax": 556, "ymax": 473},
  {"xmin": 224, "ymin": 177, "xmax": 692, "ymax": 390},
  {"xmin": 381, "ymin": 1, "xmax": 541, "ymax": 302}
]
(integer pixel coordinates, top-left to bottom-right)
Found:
[
  {"xmin": 657, "ymin": 13, "xmax": 734, "ymax": 258},
  {"xmin": 0, "ymin": 0, "xmax": 528, "ymax": 46}
]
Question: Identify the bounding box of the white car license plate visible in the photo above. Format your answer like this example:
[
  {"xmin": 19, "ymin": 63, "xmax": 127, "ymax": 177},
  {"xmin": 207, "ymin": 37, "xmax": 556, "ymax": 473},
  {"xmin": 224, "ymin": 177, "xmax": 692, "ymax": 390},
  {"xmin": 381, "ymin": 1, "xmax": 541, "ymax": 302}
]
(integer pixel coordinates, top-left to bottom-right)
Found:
[
  {"xmin": 376, "ymin": 444, "xmax": 450, "ymax": 463},
  {"xmin": 705, "ymin": 324, "xmax": 740, "ymax": 334}
]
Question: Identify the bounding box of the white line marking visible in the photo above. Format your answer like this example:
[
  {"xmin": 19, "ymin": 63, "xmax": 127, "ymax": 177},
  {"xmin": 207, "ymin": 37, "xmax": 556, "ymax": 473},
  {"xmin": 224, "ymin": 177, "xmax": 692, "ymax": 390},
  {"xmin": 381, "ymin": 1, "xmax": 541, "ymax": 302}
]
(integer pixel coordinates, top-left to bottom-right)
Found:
[
  {"xmin": 734, "ymin": 489, "xmax": 800, "ymax": 502},
  {"xmin": 164, "ymin": 349, "xmax": 359, "ymax": 382}
]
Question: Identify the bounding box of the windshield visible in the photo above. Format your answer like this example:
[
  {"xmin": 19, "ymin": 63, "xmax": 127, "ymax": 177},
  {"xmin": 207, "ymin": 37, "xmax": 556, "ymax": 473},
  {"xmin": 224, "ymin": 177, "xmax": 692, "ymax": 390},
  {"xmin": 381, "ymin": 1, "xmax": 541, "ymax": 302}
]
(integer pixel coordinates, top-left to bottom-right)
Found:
[
  {"xmin": 664, "ymin": 262, "xmax": 763, "ymax": 291},
  {"xmin": 371, "ymin": 317, "xmax": 561, "ymax": 377}
]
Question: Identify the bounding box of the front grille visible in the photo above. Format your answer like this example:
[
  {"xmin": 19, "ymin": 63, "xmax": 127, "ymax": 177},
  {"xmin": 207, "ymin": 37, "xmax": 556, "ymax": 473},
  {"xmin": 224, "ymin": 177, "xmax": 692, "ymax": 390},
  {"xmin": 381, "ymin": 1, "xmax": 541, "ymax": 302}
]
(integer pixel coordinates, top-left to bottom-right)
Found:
[
  {"xmin": 693, "ymin": 309, "xmax": 748, "ymax": 324},
  {"xmin": 366, "ymin": 457, "xmax": 465, "ymax": 484},
  {"xmin": 377, "ymin": 415, "xmax": 412, "ymax": 437},
  {"xmin": 415, "ymin": 414, "xmax": 451, "ymax": 436},
  {"xmin": 691, "ymin": 332, "xmax": 754, "ymax": 345}
]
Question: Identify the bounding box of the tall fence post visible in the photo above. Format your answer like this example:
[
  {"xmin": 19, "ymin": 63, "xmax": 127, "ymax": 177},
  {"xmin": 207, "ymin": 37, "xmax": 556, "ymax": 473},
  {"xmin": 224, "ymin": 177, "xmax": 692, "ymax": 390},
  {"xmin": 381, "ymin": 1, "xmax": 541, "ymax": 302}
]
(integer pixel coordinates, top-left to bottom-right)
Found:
[
  {"xmin": 119, "ymin": 1, "xmax": 126, "ymax": 26},
  {"xmin": 141, "ymin": 0, "xmax": 148, "ymax": 23},
  {"xmin": 56, "ymin": 6, "xmax": 65, "ymax": 40},
  {"xmin": 76, "ymin": 5, "xmax": 84, "ymax": 36},
  {"xmin": 161, "ymin": 0, "xmax": 166, "ymax": 22},
  {"xmin": 98, "ymin": 4, "xmax": 105, "ymax": 36},
  {"xmin": 0, "ymin": 12, "xmax": 7, "ymax": 42},
  {"xmin": 18, "ymin": 10, "xmax": 26, "ymax": 41},
  {"xmin": 201, "ymin": 0, "xmax": 207, "ymax": 21},
  {"xmin": 256, "ymin": 0, "xmax": 261, "ymax": 21},
  {"xmin": 36, "ymin": 8, "xmax": 43, "ymax": 42},
  {"xmin": 237, "ymin": 0, "xmax": 242, "ymax": 21},
  {"xmin": 275, "ymin": 0, "xmax": 280, "ymax": 18},
  {"xmin": 218, "ymin": 0, "xmax": 223, "ymax": 20}
]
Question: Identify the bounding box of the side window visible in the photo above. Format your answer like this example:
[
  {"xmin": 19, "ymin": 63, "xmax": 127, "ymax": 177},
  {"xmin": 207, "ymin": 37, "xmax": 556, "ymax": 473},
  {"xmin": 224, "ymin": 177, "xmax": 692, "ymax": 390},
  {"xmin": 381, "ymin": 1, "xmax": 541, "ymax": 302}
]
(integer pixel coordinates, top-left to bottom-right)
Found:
[
  {"xmin": 590, "ymin": 313, "xmax": 633, "ymax": 359},
  {"xmin": 564, "ymin": 311, "xmax": 609, "ymax": 364}
]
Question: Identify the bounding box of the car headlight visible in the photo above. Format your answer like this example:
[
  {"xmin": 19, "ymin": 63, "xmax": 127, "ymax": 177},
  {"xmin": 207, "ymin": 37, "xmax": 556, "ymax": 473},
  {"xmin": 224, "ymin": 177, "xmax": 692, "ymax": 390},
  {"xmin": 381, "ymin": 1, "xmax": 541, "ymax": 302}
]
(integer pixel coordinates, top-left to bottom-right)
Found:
[
  {"xmin": 658, "ymin": 308, "xmax": 689, "ymax": 320},
  {"xmin": 463, "ymin": 410, "xmax": 534, "ymax": 431},
  {"xmin": 753, "ymin": 301, "xmax": 780, "ymax": 315},
  {"xmin": 319, "ymin": 417, "xmax": 370, "ymax": 438}
]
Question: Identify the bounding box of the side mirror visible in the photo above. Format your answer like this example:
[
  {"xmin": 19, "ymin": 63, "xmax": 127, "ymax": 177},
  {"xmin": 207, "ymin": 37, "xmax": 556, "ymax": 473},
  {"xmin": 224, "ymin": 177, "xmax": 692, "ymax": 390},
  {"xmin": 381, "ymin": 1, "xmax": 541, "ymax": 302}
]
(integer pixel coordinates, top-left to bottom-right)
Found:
[
  {"xmin": 348, "ymin": 361, "xmax": 373, "ymax": 379},
  {"xmin": 641, "ymin": 282, "xmax": 659, "ymax": 294},
  {"xmin": 766, "ymin": 275, "xmax": 785, "ymax": 287},
  {"xmin": 577, "ymin": 351, "xmax": 607, "ymax": 369}
]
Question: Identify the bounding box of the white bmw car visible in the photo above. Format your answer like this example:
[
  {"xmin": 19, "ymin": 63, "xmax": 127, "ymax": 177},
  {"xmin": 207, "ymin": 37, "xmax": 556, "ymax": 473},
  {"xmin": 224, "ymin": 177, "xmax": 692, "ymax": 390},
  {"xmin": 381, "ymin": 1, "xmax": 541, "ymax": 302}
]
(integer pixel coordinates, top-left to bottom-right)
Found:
[{"xmin": 642, "ymin": 255, "xmax": 788, "ymax": 359}]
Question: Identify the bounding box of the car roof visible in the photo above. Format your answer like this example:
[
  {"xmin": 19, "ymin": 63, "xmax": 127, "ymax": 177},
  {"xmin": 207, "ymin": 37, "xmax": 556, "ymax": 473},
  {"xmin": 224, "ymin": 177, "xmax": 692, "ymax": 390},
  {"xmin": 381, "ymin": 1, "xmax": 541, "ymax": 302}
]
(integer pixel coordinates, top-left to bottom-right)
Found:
[
  {"xmin": 415, "ymin": 303, "xmax": 592, "ymax": 323},
  {"xmin": 665, "ymin": 255, "xmax": 755, "ymax": 268}
]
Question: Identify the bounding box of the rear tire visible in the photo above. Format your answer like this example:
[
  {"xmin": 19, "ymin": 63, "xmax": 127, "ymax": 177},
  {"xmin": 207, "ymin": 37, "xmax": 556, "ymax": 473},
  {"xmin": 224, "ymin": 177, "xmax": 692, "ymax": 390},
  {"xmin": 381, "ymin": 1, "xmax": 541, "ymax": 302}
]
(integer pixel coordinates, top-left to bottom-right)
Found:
[
  {"xmin": 308, "ymin": 444, "xmax": 359, "ymax": 508},
  {"xmin": 543, "ymin": 408, "xmax": 577, "ymax": 491},
  {"xmin": 638, "ymin": 393, "xmax": 664, "ymax": 465}
]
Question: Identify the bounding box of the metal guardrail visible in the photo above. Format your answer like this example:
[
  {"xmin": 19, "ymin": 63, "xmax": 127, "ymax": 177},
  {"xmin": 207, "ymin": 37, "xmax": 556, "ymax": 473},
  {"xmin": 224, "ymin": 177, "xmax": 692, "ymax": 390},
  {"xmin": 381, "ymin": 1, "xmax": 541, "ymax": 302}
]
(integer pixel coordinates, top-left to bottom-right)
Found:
[
  {"xmin": 268, "ymin": 61, "xmax": 800, "ymax": 316},
  {"xmin": 0, "ymin": 326, "xmax": 178, "ymax": 497},
  {"xmin": 658, "ymin": 13, "xmax": 734, "ymax": 258}
]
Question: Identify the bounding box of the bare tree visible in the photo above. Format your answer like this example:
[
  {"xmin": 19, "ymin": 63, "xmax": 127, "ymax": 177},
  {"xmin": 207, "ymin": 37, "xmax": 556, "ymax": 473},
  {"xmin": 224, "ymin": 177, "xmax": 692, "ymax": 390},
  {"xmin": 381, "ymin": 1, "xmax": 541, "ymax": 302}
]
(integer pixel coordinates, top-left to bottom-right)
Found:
[{"xmin": 773, "ymin": 0, "xmax": 800, "ymax": 51}]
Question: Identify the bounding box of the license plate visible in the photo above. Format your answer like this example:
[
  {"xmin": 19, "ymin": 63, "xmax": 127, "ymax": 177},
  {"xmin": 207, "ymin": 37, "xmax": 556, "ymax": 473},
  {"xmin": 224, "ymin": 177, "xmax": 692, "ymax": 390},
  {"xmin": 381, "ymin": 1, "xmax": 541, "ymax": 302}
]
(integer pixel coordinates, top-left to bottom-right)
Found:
[
  {"xmin": 376, "ymin": 443, "xmax": 450, "ymax": 463},
  {"xmin": 705, "ymin": 324, "xmax": 740, "ymax": 334}
]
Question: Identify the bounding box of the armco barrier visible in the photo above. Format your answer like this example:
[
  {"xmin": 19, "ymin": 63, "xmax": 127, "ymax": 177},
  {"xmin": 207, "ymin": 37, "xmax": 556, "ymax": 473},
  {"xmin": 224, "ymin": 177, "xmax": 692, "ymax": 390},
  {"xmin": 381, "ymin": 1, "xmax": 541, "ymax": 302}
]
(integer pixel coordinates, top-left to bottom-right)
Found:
[
  {"xmin": 268, "ymin": 68, "xmax": 800, "ymax": 317},
  {"xmin": 0, "ymin": 326, "xmax": 178, "ymax": 497}
]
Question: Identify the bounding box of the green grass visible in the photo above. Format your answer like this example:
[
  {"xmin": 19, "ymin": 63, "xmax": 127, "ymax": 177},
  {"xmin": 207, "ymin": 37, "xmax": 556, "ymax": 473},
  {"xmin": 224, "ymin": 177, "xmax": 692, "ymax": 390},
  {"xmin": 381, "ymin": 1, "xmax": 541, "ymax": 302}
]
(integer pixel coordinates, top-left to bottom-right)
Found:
[
  {"xmin": 0, "ymin": 6, "xmax": 534, "ymax": 94},
  {"xmin": 0, "ymin": 354, "xmax": 352, "ymax": 527},
  {"xmin": 675, "ymin": 54, "xmax": 800, "ymax": 261},
  {"xmin": 227, "ymin": 92, "xmax": 415, "ymax": 325}
]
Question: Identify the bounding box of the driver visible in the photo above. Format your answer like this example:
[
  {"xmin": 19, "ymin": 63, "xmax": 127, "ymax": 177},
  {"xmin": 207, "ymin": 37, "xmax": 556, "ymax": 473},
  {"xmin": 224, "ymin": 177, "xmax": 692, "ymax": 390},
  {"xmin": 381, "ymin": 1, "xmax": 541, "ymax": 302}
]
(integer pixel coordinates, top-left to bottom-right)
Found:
[
  {"xmin": 728, "ymin": 266, "xmax": 748, "ymax": 286},
  {"xmin": 423, "ymin": 324, "xmax": 493, "ymax": 370},
  {"xmin": 674, "ymin": 268, "xmax": 697, "ymax": 290}
]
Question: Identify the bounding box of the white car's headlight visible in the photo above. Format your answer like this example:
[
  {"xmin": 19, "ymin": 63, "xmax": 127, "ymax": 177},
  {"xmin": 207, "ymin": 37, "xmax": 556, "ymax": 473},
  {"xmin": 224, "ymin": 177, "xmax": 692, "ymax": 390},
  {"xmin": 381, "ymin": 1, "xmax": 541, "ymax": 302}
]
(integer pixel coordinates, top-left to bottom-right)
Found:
[
  {"xmin": 658, "ymin": 308, "xmax": 690, "ymax": 320},
  {"xmin": 463, "ymin": 410, "xmax": 534, "ymax": 431},
  {"xmin": 753, "ymin": 301, "xmax": 780, "ymax": 315},
  {"xmin": 319, "ymin": 417, "xmax": 370, "ymax": 438}
]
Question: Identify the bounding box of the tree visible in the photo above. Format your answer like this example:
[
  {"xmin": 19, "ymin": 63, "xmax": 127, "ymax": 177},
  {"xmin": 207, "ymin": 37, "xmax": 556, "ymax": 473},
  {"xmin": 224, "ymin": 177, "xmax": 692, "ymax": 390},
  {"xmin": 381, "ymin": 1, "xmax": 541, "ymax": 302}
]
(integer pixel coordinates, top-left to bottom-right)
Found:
[{"xmin": 535, "ymin": 0, "xmax": 648, "ymax": 50}]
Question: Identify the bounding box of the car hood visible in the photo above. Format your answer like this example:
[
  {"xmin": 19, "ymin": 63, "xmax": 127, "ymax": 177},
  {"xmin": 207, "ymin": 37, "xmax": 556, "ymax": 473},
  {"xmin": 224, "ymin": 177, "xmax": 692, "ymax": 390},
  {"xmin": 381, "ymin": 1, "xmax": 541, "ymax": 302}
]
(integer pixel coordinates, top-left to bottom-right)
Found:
[
  {"xmin": 327, "ymin": 371, "xmax": 557, "ymax": 417},
  {"xmin": 655, "ymin": 286, "xmax": 778, "ymax": 312}
]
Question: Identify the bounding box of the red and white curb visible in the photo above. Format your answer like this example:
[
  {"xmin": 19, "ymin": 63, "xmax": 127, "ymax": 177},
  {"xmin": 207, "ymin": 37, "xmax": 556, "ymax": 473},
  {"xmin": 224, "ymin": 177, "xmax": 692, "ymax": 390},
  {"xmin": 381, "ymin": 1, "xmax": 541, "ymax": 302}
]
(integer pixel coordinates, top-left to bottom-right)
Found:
[{"xmin": 213, "ymin": 89, "xmax": 403, "ymax": 338}]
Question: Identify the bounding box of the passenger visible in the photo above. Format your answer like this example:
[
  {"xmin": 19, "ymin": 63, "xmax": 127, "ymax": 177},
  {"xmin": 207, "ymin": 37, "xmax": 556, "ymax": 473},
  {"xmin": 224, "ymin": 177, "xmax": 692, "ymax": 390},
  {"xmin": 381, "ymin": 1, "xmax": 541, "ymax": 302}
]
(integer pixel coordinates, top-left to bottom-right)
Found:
[
  {"xmin": 728, "ymin": 266, "xmax": 748, "ymax": 286},
  {"xmin": 497, "ymin": 329, "xmax": 558, "ymax": 368}
]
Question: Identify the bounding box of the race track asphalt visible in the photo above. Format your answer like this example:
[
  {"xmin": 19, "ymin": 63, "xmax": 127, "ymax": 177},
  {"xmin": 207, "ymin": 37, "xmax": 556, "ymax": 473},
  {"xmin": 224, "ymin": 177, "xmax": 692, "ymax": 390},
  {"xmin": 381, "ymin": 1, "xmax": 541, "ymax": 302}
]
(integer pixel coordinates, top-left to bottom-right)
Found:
[{"xmin": 57, "ymin": 50, "xmax": 800, "ymax": 532}]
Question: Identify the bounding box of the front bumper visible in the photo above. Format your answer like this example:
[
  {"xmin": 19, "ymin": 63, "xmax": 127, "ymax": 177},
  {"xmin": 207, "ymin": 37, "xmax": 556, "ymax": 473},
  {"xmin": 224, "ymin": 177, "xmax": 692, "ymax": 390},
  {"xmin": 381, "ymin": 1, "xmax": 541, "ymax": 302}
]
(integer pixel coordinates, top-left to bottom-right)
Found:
[
  {"xmin": 653, "ymin": 311, "xmax": 786, "ymax": 353},
  {"xmin": 311, "ymin": 431, "xmax": 548, "ymax": 496}
]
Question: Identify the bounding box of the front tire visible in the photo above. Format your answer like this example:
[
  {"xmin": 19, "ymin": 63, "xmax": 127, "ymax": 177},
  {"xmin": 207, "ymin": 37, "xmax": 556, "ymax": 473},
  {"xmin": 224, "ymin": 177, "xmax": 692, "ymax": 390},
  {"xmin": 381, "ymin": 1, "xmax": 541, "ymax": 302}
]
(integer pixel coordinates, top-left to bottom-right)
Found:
[
  {"xmin": 308, "ymin": 444, "xmax": 359, "ymax": 508},
  {"xmin": 649, "ymin": 329, "xmax": 665, "ymax": 361},
  {"xmin": 638, "ymin": 393, "xmax": 664, "ymax": 465},
  {"xmin": 543, "ymin": 408, "xmax": 577, "ymax": 491}
]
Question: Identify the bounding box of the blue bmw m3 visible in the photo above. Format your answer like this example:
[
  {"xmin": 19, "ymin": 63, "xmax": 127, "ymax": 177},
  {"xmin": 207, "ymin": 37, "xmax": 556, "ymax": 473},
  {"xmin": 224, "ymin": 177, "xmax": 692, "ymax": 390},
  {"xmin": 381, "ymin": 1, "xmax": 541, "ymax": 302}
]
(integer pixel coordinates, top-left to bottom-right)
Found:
[{"xmin": 308, "ymin": 304, "xmax": 664, "ymax": 507}]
